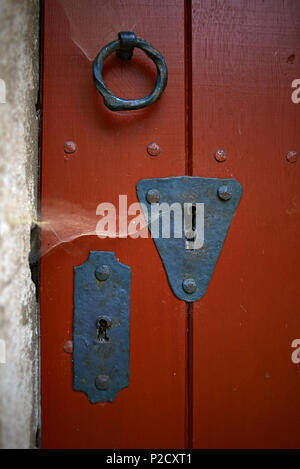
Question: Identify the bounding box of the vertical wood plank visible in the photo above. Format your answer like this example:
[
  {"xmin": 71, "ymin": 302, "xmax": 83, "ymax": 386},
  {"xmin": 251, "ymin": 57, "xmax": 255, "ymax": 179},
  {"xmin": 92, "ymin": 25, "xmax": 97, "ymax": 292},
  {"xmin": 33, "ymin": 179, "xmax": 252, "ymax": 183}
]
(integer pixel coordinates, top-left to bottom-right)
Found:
[
  {"xmin": 41, "ymin": 0, "xmax": 187, "ymax": 448},
  {"xmin": 191, "ymin": 0, "xmax": 300, "ymax": 448}
]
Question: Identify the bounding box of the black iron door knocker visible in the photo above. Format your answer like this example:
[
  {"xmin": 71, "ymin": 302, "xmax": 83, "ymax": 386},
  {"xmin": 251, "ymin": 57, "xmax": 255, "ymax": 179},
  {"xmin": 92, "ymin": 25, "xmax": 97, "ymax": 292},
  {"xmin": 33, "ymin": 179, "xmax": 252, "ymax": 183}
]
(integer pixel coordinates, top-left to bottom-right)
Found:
[{"xmin": 93, "ymin": 32, "xmax": 168, "ymax": 111}]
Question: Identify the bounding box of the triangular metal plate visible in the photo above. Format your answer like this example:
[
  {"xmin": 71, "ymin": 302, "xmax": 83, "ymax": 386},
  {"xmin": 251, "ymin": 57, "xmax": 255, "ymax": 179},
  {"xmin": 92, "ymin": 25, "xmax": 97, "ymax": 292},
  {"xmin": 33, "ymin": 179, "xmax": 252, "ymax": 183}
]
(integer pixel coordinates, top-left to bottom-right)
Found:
[{"xmin": 137, "ymin": 177, "xmax": 242, "ymax": 302}]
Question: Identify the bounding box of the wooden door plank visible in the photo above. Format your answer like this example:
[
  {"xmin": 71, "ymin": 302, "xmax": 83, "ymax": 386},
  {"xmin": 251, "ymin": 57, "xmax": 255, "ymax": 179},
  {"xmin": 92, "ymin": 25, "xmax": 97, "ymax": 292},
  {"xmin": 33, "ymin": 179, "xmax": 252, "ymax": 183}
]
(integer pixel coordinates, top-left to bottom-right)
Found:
[
  {"xmin": 191, "ymin": 0, "xmax": 300, "ymax": 448},
  {"xmin": 41, "ymin": 0, "xmax": 187, "ymax": 449}
]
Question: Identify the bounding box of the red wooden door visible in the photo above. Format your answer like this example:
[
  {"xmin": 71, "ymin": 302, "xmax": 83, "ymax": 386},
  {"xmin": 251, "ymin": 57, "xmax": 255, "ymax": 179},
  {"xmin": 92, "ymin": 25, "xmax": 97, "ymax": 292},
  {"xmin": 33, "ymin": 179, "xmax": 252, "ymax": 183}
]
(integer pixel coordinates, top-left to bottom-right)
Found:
[
  {"xmin": 190, "ymin": 0, "xmax": 300, "ymax": 449},
  {"xmin": 41, "ymin": 0, "xmax": 300, "ymax": 448},
  {"xmin": 41, "ymin": 0, "xmax": 187, "ymax": 449}
]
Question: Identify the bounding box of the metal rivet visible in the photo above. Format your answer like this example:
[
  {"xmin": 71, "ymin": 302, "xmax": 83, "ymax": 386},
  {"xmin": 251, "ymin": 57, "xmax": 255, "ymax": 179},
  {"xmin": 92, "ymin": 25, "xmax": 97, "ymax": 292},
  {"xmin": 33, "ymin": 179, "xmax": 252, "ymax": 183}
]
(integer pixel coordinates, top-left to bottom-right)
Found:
[
  {"xmin": 63, "ymin": 340, "xmax": 73, "ymax": 354},
  {"xmin": 95, "ymin": 374, "xmax": 111, "ymax": 391},
  {"xmin": 182, "ymin": 278, "xmax": 197, "ymax": 294},
  {"xmin": 64, "ymin": 141, "xmax": 77, "ymax": 154},
  {"xmin": 215, "ymin": 149, "xmax": 227, "ymax": 162},
  {"xmin": 95, "ymin": 265, "xmax": 110, "ymax": 281},
  {"xmin": 218, "ymin": 185, "xmax": 232, "ymax": 201},
  {"xmin": 147, "ymin": 142, "xmax": 161, "ymax": 156},
  {"xmin": 286, "ymin": 150, "xmax": 298, "ymax": 163},
  {"xmin": 146, "ymin": 189, "xmax": 160, "ymax": 204}
]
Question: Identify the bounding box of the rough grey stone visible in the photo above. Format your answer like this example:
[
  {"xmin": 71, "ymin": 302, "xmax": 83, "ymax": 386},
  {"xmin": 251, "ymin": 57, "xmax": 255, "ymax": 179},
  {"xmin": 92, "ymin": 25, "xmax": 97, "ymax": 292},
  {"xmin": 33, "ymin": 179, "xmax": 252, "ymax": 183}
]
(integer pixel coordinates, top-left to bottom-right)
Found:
[{"xmin": 0, "ymin": 0, "xmax": 39, "ymax": 449}]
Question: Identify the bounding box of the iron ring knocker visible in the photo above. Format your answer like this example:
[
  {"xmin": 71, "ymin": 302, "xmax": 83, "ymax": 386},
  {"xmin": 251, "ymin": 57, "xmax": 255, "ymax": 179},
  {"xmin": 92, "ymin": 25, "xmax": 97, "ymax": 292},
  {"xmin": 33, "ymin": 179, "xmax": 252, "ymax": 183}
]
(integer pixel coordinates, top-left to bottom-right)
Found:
[{"xmin": 93, "ymin": 32, "xmax": 168, "ymax": 111}]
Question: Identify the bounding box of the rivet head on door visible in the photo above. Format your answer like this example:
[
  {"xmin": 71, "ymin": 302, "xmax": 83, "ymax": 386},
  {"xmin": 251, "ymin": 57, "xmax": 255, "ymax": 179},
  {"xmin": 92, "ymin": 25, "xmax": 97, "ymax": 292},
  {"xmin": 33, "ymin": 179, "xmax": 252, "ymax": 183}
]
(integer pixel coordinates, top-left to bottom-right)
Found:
[
  {"xmin": 64, "ymin": 141, "xmax": 77, "ymax": 154},
  {"xmin": 286, "ymin": 150, "xmax": 298, "ymax": 163},
  {"xmin": 95, "ymin": 374, "xmax": 111, "ymax": 391},
  {"xmin": 63, "ymin": 340, "xmax": 73, "ymax": 354},
  {"xmin": 147, "ymin": 142, "xmax": 161, "ymax": 156},
  {"xmin": 182, "ymin": 278, "xmax": 197, "ymax": 294},
  {"xmin": 218, "ymin": 185, "xmax": 232, "ymax": 201},
  {"xmin": 95, "ymin": 265, "xmax": 110, "ymax": 281},
  {"xmin": 215, "ymin": 149, "xmax": 227, "ymax": 162},
  {"xmin": 146, "ymin": 189, "xmax": 161, "ymax": 204}
]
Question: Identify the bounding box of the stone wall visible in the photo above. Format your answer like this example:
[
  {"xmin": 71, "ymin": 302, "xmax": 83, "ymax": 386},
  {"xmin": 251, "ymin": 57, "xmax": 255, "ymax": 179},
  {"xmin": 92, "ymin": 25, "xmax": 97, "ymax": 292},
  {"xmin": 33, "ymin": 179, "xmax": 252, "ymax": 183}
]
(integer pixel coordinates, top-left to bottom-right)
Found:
[{"xmin": 0, "ymin": 0, "xmax": 39, "ymax": 449}]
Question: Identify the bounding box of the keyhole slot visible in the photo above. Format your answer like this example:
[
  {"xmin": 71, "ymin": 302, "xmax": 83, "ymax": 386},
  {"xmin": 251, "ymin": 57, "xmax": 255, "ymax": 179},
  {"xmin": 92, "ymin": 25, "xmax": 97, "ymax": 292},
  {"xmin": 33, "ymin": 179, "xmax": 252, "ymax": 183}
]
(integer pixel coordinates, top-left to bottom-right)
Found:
[
  {"xmin": 184, "ymin": 202, "xmax": 205, "ymax": 250},
  {"xmin": 185, "ymin": 203, "xmax": 197, "ymax": 242},
  {"xmin": 191, "ymin": 204, "xmax": 197, "ymax": 235},
  {"xmin": 97, "ymin": 318, "xmax": 110, "ymax": 343}
]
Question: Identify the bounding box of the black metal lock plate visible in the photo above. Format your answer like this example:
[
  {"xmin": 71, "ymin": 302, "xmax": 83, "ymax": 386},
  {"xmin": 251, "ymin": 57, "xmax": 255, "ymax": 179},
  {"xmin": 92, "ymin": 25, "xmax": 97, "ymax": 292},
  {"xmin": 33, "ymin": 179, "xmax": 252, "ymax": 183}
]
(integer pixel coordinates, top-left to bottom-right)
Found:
[
  {"xmin": 137, "ymin": 176, "xmax": 242, "ymax": 302},
  {"xmin": 73, "ymin": 251, "xmax": 131, "ymax": 403}
]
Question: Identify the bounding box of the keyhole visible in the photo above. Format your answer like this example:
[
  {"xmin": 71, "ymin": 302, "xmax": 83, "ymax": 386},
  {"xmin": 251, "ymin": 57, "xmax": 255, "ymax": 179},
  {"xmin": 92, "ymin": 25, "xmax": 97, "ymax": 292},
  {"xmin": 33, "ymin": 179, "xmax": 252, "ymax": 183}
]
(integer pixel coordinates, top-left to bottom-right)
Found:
[
  {"xmin": 184, "ymin": 202, "xmax": 204, "ymax": 250},
  {"xmin": 97, "ymin": 318, "xmax": 110, "ymax": 342},
  {"xmin": 185, "ymin": 204, "xmax": 197, "ymax": 242},
  {"xmin": 191, "ymin": 204, "xmax": 197, "ymax": 232}
]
